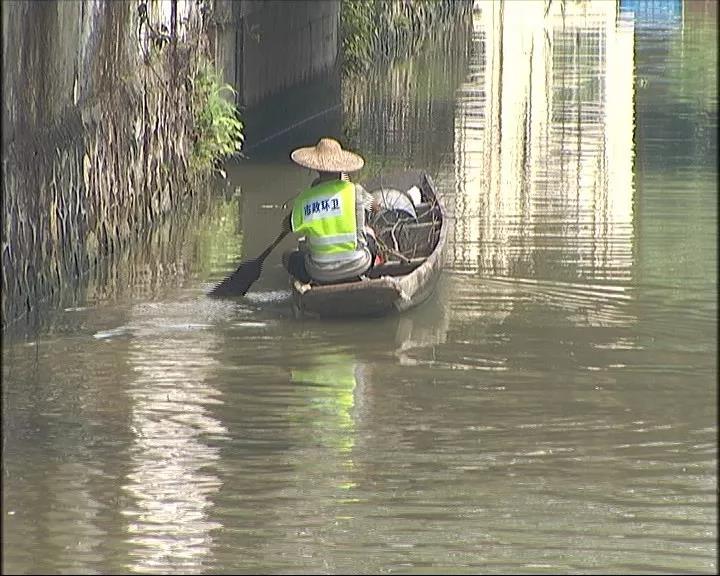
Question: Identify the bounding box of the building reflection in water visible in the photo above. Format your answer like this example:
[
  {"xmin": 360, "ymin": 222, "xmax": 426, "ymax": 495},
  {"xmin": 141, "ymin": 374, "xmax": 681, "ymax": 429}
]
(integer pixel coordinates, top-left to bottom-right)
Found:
[
  {"xmin": 120, "ymin": 302, "xmax": 227, "ymax": 574},
  {"xmin": 452, "ymin": 0, "xmax": 636, "ymax": 291}
]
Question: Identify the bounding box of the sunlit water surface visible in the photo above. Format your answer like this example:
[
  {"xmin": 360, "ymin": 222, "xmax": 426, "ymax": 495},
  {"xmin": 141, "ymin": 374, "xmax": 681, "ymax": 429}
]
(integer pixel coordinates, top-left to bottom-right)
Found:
[{"xmin": 2, "ymin": 1, "xmax": 716, "ymax": 574}]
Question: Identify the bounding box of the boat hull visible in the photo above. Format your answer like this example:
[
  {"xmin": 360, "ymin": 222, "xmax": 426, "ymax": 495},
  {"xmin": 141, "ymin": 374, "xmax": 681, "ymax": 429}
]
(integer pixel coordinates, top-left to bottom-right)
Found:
[{"xmin": 291, "ymin": 170, "xmax": 446, "ymax": 319}]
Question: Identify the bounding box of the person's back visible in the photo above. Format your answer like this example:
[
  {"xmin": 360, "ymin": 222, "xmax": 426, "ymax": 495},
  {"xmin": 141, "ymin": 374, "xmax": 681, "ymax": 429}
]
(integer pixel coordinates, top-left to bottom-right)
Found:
[{"xmin": 282, "ymin": 138, "xmax": 378, "ymax": 284}]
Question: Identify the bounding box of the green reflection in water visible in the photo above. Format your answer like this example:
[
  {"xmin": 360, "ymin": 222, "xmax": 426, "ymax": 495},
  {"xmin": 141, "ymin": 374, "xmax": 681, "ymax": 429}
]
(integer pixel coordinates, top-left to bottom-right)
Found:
[
  {"xmin": 666, "ymin": 7, "xmax": 717, "ymax": 112},
  {"xmin": 291, "ymin": 353, "xmax": 358, "ymax": 454},
  {"xmin": 191, "ymin": 193, "xmax": 245, "ymax": 279}
]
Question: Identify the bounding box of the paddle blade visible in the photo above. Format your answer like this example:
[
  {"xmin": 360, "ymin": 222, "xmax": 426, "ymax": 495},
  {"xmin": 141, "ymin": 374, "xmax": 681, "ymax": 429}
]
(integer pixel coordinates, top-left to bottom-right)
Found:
[
  {"xmin": 208, "ymin": 227, "xmax": 290, "ymax": 297},
  {"xmin": 208, "ymin": 258, "xmax": 263, "ymax": 297}
]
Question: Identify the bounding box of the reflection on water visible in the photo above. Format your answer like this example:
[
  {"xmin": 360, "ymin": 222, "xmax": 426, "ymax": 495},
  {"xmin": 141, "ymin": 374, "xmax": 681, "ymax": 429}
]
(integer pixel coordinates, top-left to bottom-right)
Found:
[
  {"xmin": 453, "ymin": 1, "xmax": 635, "ymax": 288},
  {"xmin": 43, "ymin": 461, "xmax": 107, "ymax": 571},
  {"xmin": 447, "ymin": 0, "xmax": 641, "ymax": 346},
  {"xmin": 391, "ymin": 280, "xmax": 452, "ymax": 366},
  {"xmin": 291, "ymin": 353, "xmax": 360, "ymax": 454},
  {"xmin": 2, "ymin": 182, "xmax": 245, "ymax": 341},
  {"xmin": 341, "ymin": 18, "xmax": 471, "ymax": 180},
  {"xmin": 120, "ymin": 301, "xmax": 228, "ymax": 574}
]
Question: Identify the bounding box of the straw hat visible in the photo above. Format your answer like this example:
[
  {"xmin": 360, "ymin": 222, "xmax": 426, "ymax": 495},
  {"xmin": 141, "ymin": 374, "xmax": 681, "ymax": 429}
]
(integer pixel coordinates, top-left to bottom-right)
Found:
[{"xmin": 290, "ymin": 138, "xmax": 364, "ymax": 173}]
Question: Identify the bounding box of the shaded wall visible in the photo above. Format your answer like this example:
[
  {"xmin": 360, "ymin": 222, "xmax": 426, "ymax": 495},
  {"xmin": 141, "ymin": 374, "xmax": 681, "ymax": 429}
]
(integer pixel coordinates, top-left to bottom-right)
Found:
[
  {"xmin": 210, "ymin": 0, "xmax": 342, "ymax": 153},
  {"xmin": 212, "ymin": 0, "xmax": 340, "ymax": 109},
  {"xmin": 2, "ymin": 1, "xmax": 210, "ymax": 330}
]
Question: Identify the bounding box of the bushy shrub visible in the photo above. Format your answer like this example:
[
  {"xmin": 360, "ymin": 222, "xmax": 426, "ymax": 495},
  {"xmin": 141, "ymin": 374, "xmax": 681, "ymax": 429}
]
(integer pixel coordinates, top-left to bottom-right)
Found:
[{"xmin": 190, "ymin": 63, "xmax": 244, "ymax": 175}]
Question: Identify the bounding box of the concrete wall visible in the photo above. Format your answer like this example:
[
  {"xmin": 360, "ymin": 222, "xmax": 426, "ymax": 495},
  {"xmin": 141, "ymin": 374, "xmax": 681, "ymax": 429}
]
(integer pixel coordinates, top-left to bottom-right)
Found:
[{"xmin": 212, "ymin": 0, "xmax": 340, "ymax": 108}]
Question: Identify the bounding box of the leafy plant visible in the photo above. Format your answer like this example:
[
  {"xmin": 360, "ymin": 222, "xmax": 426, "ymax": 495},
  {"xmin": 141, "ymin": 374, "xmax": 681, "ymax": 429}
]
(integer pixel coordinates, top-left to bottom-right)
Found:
[{"xmin": 190, "ymin": 63, "xmax": 244, "ymax": 174}]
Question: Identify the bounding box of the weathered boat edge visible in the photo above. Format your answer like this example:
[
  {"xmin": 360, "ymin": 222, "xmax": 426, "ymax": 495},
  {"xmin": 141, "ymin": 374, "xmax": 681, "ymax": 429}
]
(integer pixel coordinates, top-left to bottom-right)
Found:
[{"xmin": 393, "ymin": 174, "xmax": 446, "ymax": 313}]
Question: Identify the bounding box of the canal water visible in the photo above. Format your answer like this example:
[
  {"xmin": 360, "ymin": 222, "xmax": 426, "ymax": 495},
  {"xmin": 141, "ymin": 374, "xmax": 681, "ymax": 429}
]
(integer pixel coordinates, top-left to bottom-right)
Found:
[{"xmin": 2, "ymin": 1, "xmax": 716, "ymax": 573}]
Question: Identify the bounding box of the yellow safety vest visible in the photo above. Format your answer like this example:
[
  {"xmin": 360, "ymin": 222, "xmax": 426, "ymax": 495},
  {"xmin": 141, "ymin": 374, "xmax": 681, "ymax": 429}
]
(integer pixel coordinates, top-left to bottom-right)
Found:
[{"xmin": 291, "ymin": 180, "xmax": 358, "ymax": 262}]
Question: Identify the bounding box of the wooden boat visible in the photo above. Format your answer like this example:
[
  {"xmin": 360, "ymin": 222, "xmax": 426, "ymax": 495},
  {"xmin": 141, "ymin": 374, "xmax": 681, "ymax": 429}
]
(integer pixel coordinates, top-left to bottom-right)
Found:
[{"xmin": 291, "ymin": 169, "xmax": 446, "ymax": 318}]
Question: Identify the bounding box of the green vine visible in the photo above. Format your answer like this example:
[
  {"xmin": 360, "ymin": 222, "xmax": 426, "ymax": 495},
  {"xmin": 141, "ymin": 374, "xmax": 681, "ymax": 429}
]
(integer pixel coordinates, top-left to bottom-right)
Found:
[{"xmin": 190, "ymin": 62, "xmax": 244, "ymax": 175}]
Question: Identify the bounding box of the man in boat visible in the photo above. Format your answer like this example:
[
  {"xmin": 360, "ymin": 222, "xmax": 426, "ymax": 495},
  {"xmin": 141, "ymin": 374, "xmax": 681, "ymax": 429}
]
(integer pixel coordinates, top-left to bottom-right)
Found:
[{"xmin": 281, "ymin": 138, "xmax": 381, "ymax": 284}]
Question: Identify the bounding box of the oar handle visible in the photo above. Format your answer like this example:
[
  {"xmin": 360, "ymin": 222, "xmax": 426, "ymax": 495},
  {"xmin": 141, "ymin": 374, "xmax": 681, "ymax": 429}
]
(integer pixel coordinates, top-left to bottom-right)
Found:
[{"xmin": 256, "ymin": 228, "xmax": 291, "ymax": 262}]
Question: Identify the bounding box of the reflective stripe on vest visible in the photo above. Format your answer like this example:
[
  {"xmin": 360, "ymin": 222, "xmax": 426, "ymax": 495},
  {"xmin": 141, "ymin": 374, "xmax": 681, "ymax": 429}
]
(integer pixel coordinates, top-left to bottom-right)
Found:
[{"xmin": 291, "ymin": 180, "xmax": 357, "ymax": 259}]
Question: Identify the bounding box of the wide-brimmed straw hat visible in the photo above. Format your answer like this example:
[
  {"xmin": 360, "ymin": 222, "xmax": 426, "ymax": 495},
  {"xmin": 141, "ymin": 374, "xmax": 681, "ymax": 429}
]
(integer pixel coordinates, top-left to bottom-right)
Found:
[{"xmin": 290, "ymin": 138, "xmax": 364, "ymax": 173}]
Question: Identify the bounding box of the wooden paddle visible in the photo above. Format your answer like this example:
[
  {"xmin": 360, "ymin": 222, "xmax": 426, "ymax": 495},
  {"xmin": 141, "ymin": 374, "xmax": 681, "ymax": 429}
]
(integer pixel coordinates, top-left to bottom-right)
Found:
[{"xmin": 208, "ymin": 227, "xmax": 291, "ymax": 297}]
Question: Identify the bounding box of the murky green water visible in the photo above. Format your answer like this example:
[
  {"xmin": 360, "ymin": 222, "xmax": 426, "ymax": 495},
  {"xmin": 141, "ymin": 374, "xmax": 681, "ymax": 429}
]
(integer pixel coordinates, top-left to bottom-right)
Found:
[{"xmin": 2, "ymin": 2, "xmax": 716, "ymax": 574}]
